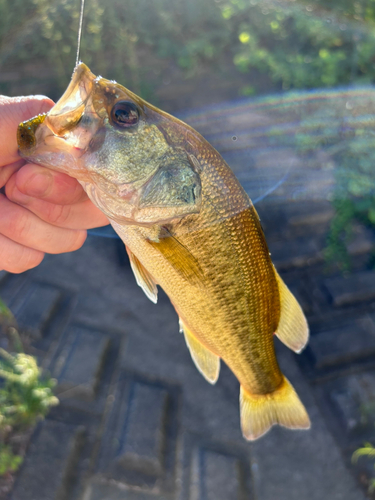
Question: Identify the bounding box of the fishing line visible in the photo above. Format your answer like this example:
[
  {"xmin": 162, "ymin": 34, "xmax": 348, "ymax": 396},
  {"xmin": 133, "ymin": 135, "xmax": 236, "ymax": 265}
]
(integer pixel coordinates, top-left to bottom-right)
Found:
[
  {"xmin": 76, "ymin": 0, "xmax": 86, "ymax": 66},
  {"xmin": 252, "ymin": 169, "xmax": 290, "ymax": 205}
]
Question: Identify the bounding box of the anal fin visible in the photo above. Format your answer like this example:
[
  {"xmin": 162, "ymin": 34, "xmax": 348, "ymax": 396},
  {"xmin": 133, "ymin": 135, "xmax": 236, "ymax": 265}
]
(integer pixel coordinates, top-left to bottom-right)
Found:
[
  {"xmin": 274, "ymin": 270, "xmax": 309, "ymax": 353},
  {"xmin": 240, "ymin": 376, "xmax": 310, "ymax": 441},
  {"xmin": 126, "ymin": 247, "xmax": 158, "ymax": 304},
  {"xmin": 179, "ymin": 319, "xmax": 220, "ymax": 384}
]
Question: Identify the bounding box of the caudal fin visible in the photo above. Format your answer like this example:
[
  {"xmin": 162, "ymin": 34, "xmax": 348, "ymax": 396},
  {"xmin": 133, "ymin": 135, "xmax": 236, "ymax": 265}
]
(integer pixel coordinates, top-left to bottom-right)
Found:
[{"xmin": 240, "ymin": 376, "xmax": 310, "ymax": 440}]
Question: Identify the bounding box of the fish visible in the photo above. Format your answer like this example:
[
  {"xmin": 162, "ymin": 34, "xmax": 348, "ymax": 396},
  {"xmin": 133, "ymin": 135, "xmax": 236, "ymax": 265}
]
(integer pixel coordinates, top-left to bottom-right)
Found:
[{"xmin": 17, "ymin": 62, "xmax": 310, "ymax": 440}]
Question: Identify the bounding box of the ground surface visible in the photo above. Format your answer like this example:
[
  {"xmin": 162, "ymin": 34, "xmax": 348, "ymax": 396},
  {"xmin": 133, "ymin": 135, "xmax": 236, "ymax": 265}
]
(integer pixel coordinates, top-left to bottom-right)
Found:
[{"xmin": 1, "ymin": 88, "xmax": 375, "ymax": 499}]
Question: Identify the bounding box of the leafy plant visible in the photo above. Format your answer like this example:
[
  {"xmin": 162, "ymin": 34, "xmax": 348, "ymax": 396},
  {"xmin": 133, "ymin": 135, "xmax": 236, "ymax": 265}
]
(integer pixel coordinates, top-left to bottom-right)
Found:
[
  {"xmin": 3, "ymin": 0, "xmax": 375, "ymax": 101},
  {"xmin": 0, "ymin": 348, "xmax": 59, "ymax": 431},
  {"xmin": 0, "ymin": 300, "xmax": 59, "ymax": 477},
  {"xmin": 0, "ymin": 445, "xmax": 22, "ymax": 477},
  {"xmin": 325, "ymin": 133, "xmax": 375, "ymax": 271},
  {"xmin": 353, "ymin": 443, "xmax": 375, "ymax": 493},
  {"xmin": 0, "ymin": 0, "xmax": 230, "ymax": 100},
  {"xmin": 295, "ymin": 107, "xmax": 375, "ymax": 271},
  {"xmin": 224, "ymin": 0, "xmax": 375, "ymax": 92},
  {"xmin": 0, "ymin": 298, "xmax": 12, "ymax": 320}
]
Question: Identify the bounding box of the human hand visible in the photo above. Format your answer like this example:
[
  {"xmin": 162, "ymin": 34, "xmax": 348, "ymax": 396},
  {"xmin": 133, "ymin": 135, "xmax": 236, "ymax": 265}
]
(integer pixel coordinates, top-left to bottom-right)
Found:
[{"xmin": 0, "ymin": 95, "xmax": 109, "ymax": 274}]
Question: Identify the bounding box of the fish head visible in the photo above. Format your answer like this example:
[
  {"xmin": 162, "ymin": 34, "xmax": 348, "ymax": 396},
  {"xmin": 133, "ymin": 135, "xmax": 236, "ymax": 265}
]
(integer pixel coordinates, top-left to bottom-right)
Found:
[{"xmin": 17, "ymin": 63, "xmax": 202, "ymax": 225}]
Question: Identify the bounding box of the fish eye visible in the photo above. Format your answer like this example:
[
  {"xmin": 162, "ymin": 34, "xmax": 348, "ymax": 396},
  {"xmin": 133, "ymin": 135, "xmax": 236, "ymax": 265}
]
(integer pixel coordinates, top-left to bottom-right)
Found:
[{"xmin": 110, "ymin": 101, "xmax": 139, "ymax": 128}]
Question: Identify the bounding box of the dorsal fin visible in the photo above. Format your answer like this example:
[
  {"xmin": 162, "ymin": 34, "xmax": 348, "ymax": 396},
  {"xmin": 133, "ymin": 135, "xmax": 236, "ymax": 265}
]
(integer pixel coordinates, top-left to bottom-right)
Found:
[
  {"xmin": 126, "ymin": 247, "xmax": 158, "ymax": 304},
  {"xmin": 274, "ymin": 270, "xmax": 309, "ymax": 353},
  {"xmin": 179, "ymin": 318, "xmax": 220, "ymax": 384}
]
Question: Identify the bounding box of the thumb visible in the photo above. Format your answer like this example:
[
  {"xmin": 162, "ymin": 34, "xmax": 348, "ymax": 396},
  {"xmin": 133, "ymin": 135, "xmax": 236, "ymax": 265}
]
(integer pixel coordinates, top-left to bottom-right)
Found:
[{"xmin": 0, "ymin": 95, "xmax": 54, "ymax": 167}]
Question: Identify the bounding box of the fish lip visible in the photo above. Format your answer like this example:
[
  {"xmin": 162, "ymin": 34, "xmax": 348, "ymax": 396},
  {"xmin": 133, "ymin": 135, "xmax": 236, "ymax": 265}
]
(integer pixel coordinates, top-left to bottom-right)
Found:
[
  {"xmin": 45, "ymin": 63, "xmax": 96, "ymax": 136},
  {"xmin": 49, "ymin": 62, "xmax": 95, "ymax": 118}
]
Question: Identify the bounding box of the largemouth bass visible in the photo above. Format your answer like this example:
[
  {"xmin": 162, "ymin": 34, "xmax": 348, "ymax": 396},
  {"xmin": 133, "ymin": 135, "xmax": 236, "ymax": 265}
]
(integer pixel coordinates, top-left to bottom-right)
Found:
[{"xmin": 17, "ymin": 63, "xmax": 310, "ymax": 440}]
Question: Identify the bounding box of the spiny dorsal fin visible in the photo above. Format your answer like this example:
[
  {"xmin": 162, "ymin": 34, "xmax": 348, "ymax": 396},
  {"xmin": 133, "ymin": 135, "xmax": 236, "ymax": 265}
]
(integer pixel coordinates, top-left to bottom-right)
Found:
[
  {"xmin": 179, "ymin": 318, "xmax": 220, "ymax": 384},
  {"xmin": 274, "ymin": 270, "xmax": 309, "ymax": 353},
  {"xmin": 240, "ymin": 376, "xmax": 310, "ymax": 440},
  {"xmin": 126, "ymin": 247, "xmax": 158, "ymax": 304},
  {"xmin": 149, "ymin": 231, "xmax": 204, "ymax": 288}
]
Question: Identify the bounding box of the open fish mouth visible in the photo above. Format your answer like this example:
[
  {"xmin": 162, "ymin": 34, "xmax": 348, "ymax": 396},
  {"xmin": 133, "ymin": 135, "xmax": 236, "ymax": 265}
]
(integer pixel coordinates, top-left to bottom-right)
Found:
[{"xmin": 17, "ymin": 63, "xmax": 99, "ymax": 173}]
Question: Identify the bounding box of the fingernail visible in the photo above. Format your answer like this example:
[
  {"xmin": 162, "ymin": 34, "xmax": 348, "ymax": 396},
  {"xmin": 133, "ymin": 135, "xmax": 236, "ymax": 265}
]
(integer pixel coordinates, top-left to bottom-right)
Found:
[{"xmin": 24, "ymin": 172, "xmax": 52, "ymax": 197}]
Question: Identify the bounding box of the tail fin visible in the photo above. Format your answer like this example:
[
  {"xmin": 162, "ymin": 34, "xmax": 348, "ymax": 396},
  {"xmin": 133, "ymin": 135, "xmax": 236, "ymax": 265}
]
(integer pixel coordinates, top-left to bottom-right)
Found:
[{"xmin": 240, "ymin": 376, "xmax": 310, "ymax": 440}]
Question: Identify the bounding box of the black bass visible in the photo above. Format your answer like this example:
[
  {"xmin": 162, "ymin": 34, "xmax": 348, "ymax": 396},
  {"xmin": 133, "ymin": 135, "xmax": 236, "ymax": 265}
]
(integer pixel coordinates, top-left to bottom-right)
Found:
[{"xmin": 17, "ymin": 63, "xmax": 310, "ymax": 440}]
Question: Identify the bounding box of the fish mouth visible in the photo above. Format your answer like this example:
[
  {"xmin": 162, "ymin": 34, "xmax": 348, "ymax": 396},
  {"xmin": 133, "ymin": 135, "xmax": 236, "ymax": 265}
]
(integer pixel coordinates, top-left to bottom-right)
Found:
[{"xmin": 17, "ymin": 63, "xmax": 97, "ymax": 169}]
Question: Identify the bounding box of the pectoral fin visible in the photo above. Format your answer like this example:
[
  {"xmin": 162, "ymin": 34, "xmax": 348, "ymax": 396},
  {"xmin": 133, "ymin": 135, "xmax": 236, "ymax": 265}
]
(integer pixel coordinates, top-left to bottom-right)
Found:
[
  {"xmin": 179, "ymin": 319, "xmax": 220, "ymax": 384},
  {"xmin": 149, "ymin": 232, "xmax": 204, "ymax": 288},
  {"xmin": 274, "ymin": 270, "xmax": 309, "ymax": 353},
  {"xmin": 126, "ymin": 247, "xmax": 158, "ymax": 304}
]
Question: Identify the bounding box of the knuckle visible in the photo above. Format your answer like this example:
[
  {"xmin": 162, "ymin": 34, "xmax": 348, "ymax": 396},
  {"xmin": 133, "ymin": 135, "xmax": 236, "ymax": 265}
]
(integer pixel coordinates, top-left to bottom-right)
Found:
[
  {"xmin": 9, "ymin": 209, "xmax": 32, "ymax": 241},
  {"xmin": 46, "ymin": 204, "xmax": 72, "ymax": 226},
  {"xmin": 5, "ymin": 182, "xmax": 14, "ymax": 200},
  {"xmin": 5, "ymin": 181, "xmax": 19, "ymax": 203}
]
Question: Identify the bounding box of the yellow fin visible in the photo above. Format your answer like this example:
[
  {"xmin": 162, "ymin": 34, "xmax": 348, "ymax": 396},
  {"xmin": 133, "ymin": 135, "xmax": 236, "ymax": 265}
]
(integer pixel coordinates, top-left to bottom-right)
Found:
[
  {"xmin": 179, "ymin": 319, "xmax": 220, "ymax": 384},
  {"xmin": 274, "ymin": 271, "xmax": 309, "ymax": 353},
  {"xmin": 240, "ymin": 376, "xmax": 310, "ymax": 441},
  {"xmin": 126, "ymin": 247, "xmax": 158, "ymax": 304},
  {"xmin": 149, "ymin": 232, "xmax": 204, "ymax": 287}
]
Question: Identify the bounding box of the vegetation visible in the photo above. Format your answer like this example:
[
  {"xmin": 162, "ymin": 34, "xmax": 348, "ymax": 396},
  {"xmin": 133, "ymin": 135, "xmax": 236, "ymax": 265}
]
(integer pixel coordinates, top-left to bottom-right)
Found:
[
  {"xmin": 226, "ymin": 0, "xmax": 374, "ymax": 91},
  {"xmin": 0, "ymin": 300, "xmax": 58, "ymax": 478},
  {"xmin": 0, "ymin": 348, "xmax": 59, "ymax": 430},
  {"xmin": 295, "ymin": 109, "xmax": 375, "ymax": 270},
  {"xmin": 0, "ymin": 446, "xmax": 22, "ymax": 477},
  {"xmin": 353, "ymin": 443, "xmax": 375, "ymax": 493},
  {"xmin": 2, "ymin": 0, "xmax": 375, "ymax": 98},
  {"xmin": 326, "ymin": 136, "xmax": 375, "ymax": 271}
]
